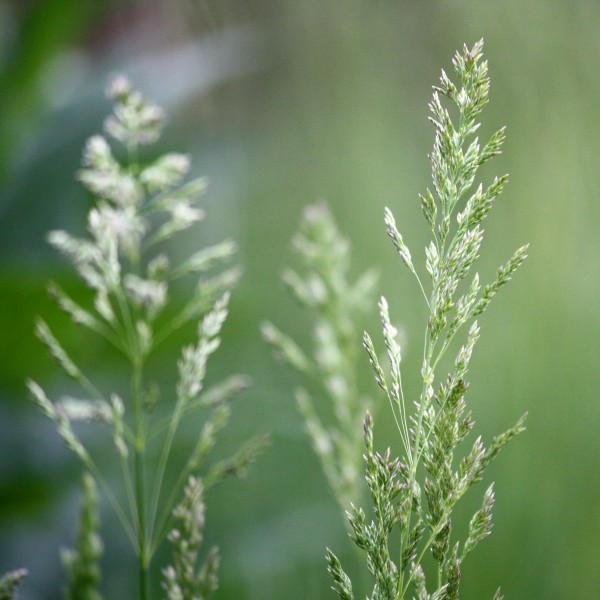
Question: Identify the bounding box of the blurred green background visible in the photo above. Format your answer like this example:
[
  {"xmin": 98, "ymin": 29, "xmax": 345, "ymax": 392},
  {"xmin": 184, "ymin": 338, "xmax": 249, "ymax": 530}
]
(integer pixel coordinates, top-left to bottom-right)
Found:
[{"xmin": 1, "ymin": 0, "xmax": 599, "ymax": 598}]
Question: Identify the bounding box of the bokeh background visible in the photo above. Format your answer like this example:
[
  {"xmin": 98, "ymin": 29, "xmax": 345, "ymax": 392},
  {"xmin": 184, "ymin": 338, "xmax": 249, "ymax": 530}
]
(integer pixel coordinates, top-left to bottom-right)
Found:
[{"xmin": 1, "ymin": 1, "xmax": 599, "ymax": 598}]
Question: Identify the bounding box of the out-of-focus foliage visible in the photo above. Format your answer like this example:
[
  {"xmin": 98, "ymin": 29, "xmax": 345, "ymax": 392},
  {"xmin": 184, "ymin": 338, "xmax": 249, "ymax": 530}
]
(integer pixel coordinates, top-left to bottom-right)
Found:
[
  {"xmin": 263, "ymin": 203, "xmax": 378, "ymax": 519},
  {"xmin": 1, "ymin": 1, "xmax": 600, "ymax": 599}
]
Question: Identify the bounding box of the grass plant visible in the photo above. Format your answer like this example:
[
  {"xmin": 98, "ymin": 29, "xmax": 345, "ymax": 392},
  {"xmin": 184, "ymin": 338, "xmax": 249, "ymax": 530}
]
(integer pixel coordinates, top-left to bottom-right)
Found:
[
  {"xmin": 27, "ymin": 75, "xmax": 266, "ymax": 600},
  {"xmin": 326, "ymin": 40, "xmax": 528, "ymax": 600}
]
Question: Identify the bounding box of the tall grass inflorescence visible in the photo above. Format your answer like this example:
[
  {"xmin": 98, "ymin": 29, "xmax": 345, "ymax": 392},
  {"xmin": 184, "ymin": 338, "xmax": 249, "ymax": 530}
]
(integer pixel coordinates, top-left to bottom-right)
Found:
[
  {"xmin": 326, "ymin": 40, "xmax": 529, "ymax": 599},
  {"xmin": 262, "ymin": 204, "xmax": 378, "ymax": 517},
  {"xmin": 0, "ymin": 569, "xmax": 27, "ymax": 600},
  {"xmin": 27, "ymin": 75, "xmax": 266, "ymax": 600},
  {"xmin": 61, "ymin": 474, "xmax": 104, "ymax": 600}
]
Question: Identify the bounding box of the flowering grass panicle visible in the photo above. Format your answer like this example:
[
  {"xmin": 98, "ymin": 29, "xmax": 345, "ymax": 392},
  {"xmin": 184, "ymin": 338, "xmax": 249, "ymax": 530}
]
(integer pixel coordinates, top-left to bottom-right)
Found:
[
  {"xmin": 162, "ymin": 476, "xmax": 219, "ymax": 600},
  {"xmin": 0, "ymin": 569, "xmax": 27, "ymax": 600},
  {"xmin": 61, "ymin": 474, "xmax": 104, "ymax": 600},
  {"xmin": 27, "ymin": 75, "xmax": 266, "ymax": 600},
  {"xmin": 263, "ymin": 203, "xmax": 378, "ymax": 516},
  {"xmin": 327, "ymin": 40, "xmax": 528, "ymax": 600}
]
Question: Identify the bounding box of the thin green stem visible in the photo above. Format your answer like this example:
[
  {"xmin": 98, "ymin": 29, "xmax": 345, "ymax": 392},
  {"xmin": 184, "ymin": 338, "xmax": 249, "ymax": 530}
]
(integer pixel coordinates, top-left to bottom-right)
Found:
[
  {"xmin": 412, "ymin": 270, "xmax": 430, "ymax": 309},
  {"xmin": 74, "ymin": 372, "xmax": 106, "ymax": 405},
  {"xmin": 132, "ymin": 359, "xmax": 150, "ymax": 600},
  {"xmin": 385, "ymin": 385, "xmax": 409, "ymax": 456},
  {"xmin": 400, "ymin": 504, "xmax": 453, "ymax": 598},
  {"xmin": 83, "ymin": 318, "xmax": 128, "ymax": 355},
  {"xmin": 150, "ymin": 451, "xmax": 191, "ymax": 556},
  {"xmin": 120, "ymin": 452, "xmax": 139, "ymax": 536},
  {"xmin": 153, "ymin": 297, "xmax": 213, "ymax": 348},
  {"xmin": 122, "ymin": 134, "xmax": 154, "ymax": 600},
  {"xmin": 81, "ymin": 455, "xmax": 137, "ymax": 548},
  {"xmin": 399, "ymin": 291, "xmax": 437, "ymax": 597},
  {"xmin": 148, "ymin": 395, "xmax": 186, "ymax": 552},
  {"xmin": 114, "ymin": 289, "xmax": 137, "ymax": 361},
  {"xmin": 396, "ymin": 364, "xmax": 412, "ymax": 464},
  {"xmin": 151, "ymin": 430, "xmax": 228, "ymax": 555}
]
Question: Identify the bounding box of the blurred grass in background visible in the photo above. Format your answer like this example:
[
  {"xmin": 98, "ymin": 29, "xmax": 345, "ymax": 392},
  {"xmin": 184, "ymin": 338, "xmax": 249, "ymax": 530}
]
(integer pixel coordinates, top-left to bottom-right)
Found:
[{"xmin": 1, "ymin": 0, "xmax": 599, "ymax": 598}]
